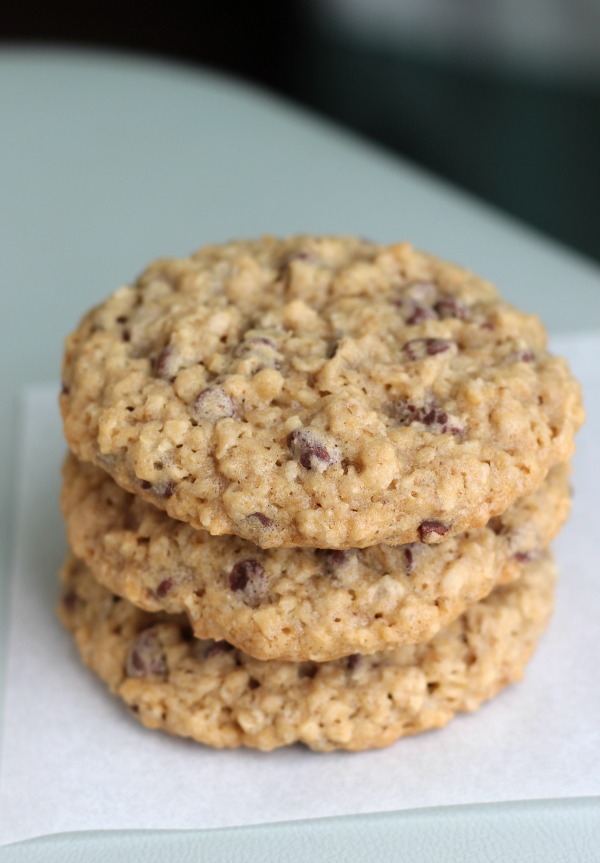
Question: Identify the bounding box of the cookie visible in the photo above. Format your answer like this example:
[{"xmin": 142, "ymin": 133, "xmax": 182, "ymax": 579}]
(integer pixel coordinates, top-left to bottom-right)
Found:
[
  {"xmin": 60, "ymin": 237, "xmax": 583, "ymax": 549},
  {"xmin": 62, "ymin": 454, "xmax": 569, "ymax": 662},
  {"xmin": 58, "ymin": 551, "xmax": 556, "ymax": 752}
]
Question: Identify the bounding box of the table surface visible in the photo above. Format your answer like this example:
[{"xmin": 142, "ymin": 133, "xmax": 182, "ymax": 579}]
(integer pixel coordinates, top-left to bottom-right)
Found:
[{"xmin": 1, "ymin": 47, "xmax": 599, "ymax": 862}]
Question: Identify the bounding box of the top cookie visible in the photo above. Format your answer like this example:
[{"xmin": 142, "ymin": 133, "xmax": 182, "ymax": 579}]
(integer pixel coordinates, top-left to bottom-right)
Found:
[{"xmin": 60, "ymin": 236, "xmax": 583, "ymax": 549}]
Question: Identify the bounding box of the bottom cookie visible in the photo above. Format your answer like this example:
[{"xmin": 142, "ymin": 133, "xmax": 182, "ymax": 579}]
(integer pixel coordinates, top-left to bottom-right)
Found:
[{"xmin": 58, "ymin": 552, "xmax": 556, "ymax": 752}]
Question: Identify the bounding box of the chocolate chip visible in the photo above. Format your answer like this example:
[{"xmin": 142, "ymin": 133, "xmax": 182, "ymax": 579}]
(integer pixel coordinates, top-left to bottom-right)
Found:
[
  {"xmin": 156, "ymin": 578, "xmax": 173, "ymax": 598},
  {"xmin": 507, "ymin": 349, "xmax": 535, "ymax": 363},
  {"xmin": 116, "ymin": 315, "xmax": 128, "ymax": 324},
  {"xmin": 204, "ymin": 640, "xmax": 235, "ymax": 658},
  {"xmin": 418, "ymin": 520, "xmax": 449, "ymax": 542},
  {"xmin": 299, "ymin": 663, "xmax": 318, "ymax": 679},
  {"xmin": 154, "ymin": 346, "xmax": 177, "ymax": 382},
  {"xmin": 405, "ymin": 302, "xmax": 438, "ymax": 325},
  {"xmin": 317, "ymin": 549, "xmax": 352, "ymax": 573},
  {"xmin": 228, "ymin": 559, "xmax": 268, "ymax": 607},
  {"xmin": 422, "ymin": 407, "xmax": 449, "ymax": 427},
  {"xmin": 161, "ymin": 480, "xmax": 175, "ymax": 499},
  {"xmin": 122, "ymin": 329, "xmax": 131, "ymax": 343},
  {"xmin": 287, "ymin": 429, "xmax": 340, "ymax": 472},
  {"xmin": 487, "ymin": 516, "xmax": 504, "ymax": 535},
  {"xmin": 194, "ymin": 386, "xmax": 236, "ymax": 421},
  {"xmin": 403, "ymin": 545, "xmax": 419, "ymax": 575},
  {"xmin": 140, "ymin": 479, "xmax": 175, "ymax": 498},
  {"xmin": 287, "ymin": 250, "xmax": 312, "ymax": 263},
  {"xmin": 61, "ymin": 589, "xmax": 78, "ymax": 612},
  {"xmin": 248, "ymin": 678, "xmax": 260, "ymax": 690},
  {"xmin": 513, "ymin": 550, "xmax": 536, "ymax": 563},
  {"xmin": 434, "ymin": 298, "xmax": 469, "ymax": 320},
  {"xmin": 403, "ymin": 338, "xmax": 453, "ymax": 360},
  {"xmin": 326, "ymin": 549, "xmax": 351, "ymax": 567},
  {"xmin": 346, "ymin": 654, "xmax": 360, "ymax": 670},
  {"xmin": 126, "ymin": 629, "xmax": 167, "ymax": 678},
  {"xmin": 387, "ymin": 401, "xmax": 464, "ymax": 435},
  {"xmin": 249, "ymin": 512, "xmax": 274, "ymax": 528},
  {"xmin": 61, "ymin": 382, "xmax": 70, "ymax": 396}
]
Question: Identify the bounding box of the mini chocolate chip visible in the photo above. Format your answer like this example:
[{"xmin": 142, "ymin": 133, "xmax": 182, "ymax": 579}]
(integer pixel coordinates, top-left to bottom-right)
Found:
[
  {"xmin": 299, "ymin": 663, "xmax": 318, "ymax": 679},
  {"xmin": 405, "ymin": 302, "xmax": 438, "ymax": 325},
  {"xmin": 418, "ymin": 520, "xmax": 449, "ymax": 542},
  {"xmin": 141, "ymin": 479, "xmax": 174, "ymax": 498},
  {"xmin": 122, "ymin": 329, "xmax": 131, "ymax": 342},
  {"xmin": 248, "ymin": 678, "xmax": 260, "ymax": 690},
  {"xmin": 61, "ymin": 382, "xmax": 70, "ymax": 396},
  {"xmin": 513, "ymin": 550, "xmax": 536, "ymax": 563},
  {"xmin": 403, "ymin": 546, "xmax": 416, "ymax": 575},
  {"xmin": 387, "ymin": 401, "xmax": 464, "ymax": 435},
  {"xmin": 229, "ymin": 559, "xmax": 268, "ymax": 607},
  {"xmin": 205, "ymin": 640, "xmax": 235, "ymax": 658},
  {"xmin": 422, "ymin": 407, "xmax": 449, "ymax": 427},
  {"xmin": 487, "ymin": 516, "xmax": 504, "ymax": 535},
  {"xmin": 249, "ymin": 512, "xmax": 274, "ymax": 528},
  {"xmin": 116, "ymin": 315, "xmax": 128, "ymax": 324},
  {"xmin": 427, "ymin": 681, "xmax": 439, "ymax": 693},
  {"xmin": 156, "ymin": 578, "xmax": 173, "ymax": 598},
  {"xmin": 317, "ymin": 549, "xmax": 351, "ymax": 573},
  {"xmin": 160, "ymin": 480, "xmax": 175, "ymax": 499},
  {"xmin": 434, "ymin": 298, "xmax": 469, "ymax": 320},
  {"xmin": 287, "ymin": 429, "xmax": 340, "ymax": 472},
  {"xmin": 346, "ymin": 654, "xmax": 360, "ymax": 670},
  {"xmin": 194, "ymin": 386, "xmax": 236, "ymax": 421},
  {"xmin": 155, "ymin": 346, "xmax": 177, "ymax": 382},
  {"xmin": 279, "ymin": 250, "xmax": 314, "ymax": 283},
  {"xmin": 62, "ymin": 589, "xmax": 78, "ymax": 611},
  {"xmin": 507, "ymin": 349, "xmax": 535, "ymax": 363},
  {"xmin": 126, "ymin": 630, "xmax": 167, "ymax": 678},
  {"xmin": 403, "ymin": 338, "xmax": 453, "ymax": 360},
  {"xmin": 327, "ymin": 549, "xmax": 351, "ymax": 567}
]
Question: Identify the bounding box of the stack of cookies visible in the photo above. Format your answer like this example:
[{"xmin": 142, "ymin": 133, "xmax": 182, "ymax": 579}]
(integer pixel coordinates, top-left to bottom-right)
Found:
[{"xmin": 58, "ymin": 237, "xmax": 583, "ymax": 751}]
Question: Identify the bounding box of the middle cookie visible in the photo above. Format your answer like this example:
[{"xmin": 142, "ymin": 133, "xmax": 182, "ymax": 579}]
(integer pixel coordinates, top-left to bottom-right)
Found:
[{"xmin": 62, "ymin": 455, "xmax": 570, "ymax": 662}]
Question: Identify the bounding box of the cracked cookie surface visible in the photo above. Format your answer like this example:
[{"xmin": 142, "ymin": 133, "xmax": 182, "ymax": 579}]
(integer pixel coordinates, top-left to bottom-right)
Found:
[
  {"xmin": 60, "ymin": 236, "xmax": 583, "ymax": 548},
  {"xmin": 62, "ymin": 455, "xmax": 569, "ymax": 661},
  {"xmin": 58, "ymin": 552, "xmax": 556, "ymax": 752}
]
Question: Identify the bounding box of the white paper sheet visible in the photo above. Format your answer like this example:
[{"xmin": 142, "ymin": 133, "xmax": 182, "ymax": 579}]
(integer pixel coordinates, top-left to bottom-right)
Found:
[{"xmin": 0, "ymin": 333, "xmax": 599, "ymax": 846}]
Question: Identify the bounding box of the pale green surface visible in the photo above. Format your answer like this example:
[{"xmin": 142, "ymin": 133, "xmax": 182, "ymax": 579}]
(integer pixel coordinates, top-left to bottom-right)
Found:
[
  {"xmin": 0, "ymin": 47, "xmax": 599, "ymax": 860},
  {"xmin": 2, "ymin": 800, "xmax": 600, "ymax": 862}
]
